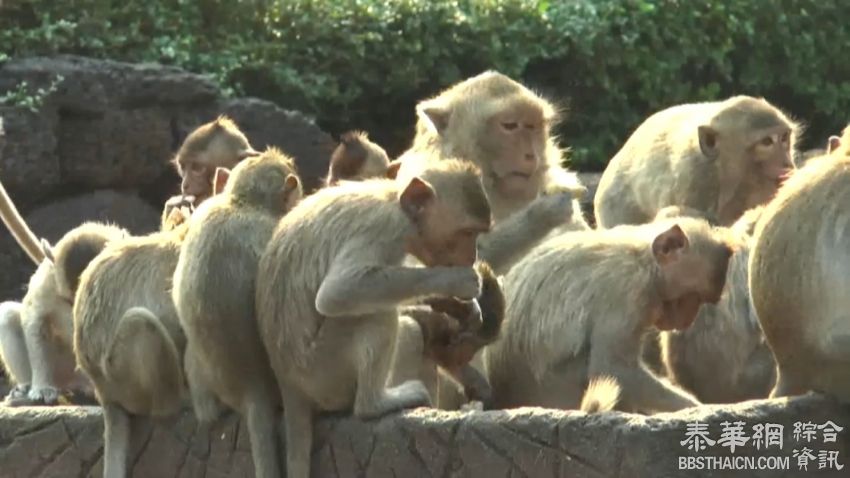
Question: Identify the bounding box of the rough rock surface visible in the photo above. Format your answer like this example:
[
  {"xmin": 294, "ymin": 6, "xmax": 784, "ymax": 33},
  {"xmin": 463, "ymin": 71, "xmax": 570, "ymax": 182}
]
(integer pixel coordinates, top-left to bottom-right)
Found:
[
  {"xmin": 0, "ymin": 394, "xmax": 846, "ymax": 477},
  {"xmin": 0, "ymin": 55, "xmax": 334, "ymax": 302},
  {"xmin": 0, "ymin": 190, "xmax": 160, "ymax": 300}
]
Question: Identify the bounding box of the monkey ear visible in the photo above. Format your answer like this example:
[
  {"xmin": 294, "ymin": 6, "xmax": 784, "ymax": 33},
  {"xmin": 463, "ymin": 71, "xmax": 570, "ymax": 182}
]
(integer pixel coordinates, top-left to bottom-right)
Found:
[
  {"xmin": 698, "ymin": 126, "xmax": 720, "ymax": 159},
  {"xmin": 400, "ymin": 177, "xmax": 436, "ymax": 219},
  {"xmin": 386, "ymin": 160, "xmax": 402, "ymax": 180},
  {"xmin": 828, "ymin": 135, "xmax": 841, "ymax": 154},
  {"xmin": 283, "ymin": 174, "xmax": 300, "ymax": 192},
  {"xmin": 238, "ymin": 148, "xmax": 261, "ymax": 160},
  {"xmin": 652, "ymin": 224, "xmax": 689, "ymax": 265},
  {"xmin": 40, "ymin": 238, "xmax": 55, "ymax": 264},
  {"xmin": 213, "ymin": 167, "xmax": 231, "ymax": 195},
  {"xmin": 419, "ymin": 103, "xmax": 451, "ymax": 135}
]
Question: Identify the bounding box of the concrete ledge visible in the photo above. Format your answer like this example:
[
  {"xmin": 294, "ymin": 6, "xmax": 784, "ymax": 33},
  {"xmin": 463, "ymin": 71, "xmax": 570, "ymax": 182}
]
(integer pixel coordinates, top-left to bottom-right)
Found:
[{"xmin": 1, "ymin": 394, "xmax": 848, "ymax": 477}]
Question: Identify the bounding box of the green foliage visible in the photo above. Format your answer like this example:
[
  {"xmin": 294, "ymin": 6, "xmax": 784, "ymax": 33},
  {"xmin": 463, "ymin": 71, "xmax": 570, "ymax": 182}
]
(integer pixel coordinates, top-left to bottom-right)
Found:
[
  {"xmin": 0, "ymin": 74, "xmax": 64, "ymax": 112},
  {"xmin": 2, "ymin": 0, "xmax": 849, "ymax": 170}
]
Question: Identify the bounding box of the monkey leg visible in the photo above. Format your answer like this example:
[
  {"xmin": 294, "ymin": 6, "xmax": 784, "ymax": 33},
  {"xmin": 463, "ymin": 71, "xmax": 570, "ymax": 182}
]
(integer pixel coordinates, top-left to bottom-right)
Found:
[
  {"xmin": 592, "ymin": 360, "xmax": 699, "ymax": 413},
  {"xmin": 281, "ymin": 386, "xmax": 313, "ymax": 478},
  {"xmin": 441, "ymin": 363, "xmax": 493, "ymax": 409},
  {"xmin": 105, "ymin": 307, "xmax": 182, "ymax": 416},
  {"xmin": 352, "ymin": 322, "xmax": 431, "ymax": 419},
  {"xmin": 183, "ymin": 344, "xmax": 225, "ymax": 423},
  {"xmin": 770, "ymin": 367, "xmax": 810, "ymax": 398},
  {"xmin": 102, "ymin": 402, "xmax": 131, "ymax": 478},
  {"xmin": 0, "ymin": 301, "xmax": 32, "ymax": 404},
  {"xmin": 22, "ymin": 308, "xmax": 72, "ymax": 405},
  {"xmin": 245, "ymin": 392, "xmax": 282, "ymax": 478}
]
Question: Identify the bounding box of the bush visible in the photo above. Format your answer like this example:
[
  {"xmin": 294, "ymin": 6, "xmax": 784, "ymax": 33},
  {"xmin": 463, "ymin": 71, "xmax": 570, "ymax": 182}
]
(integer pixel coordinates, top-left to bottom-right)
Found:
[{"xmin": 2, "ymin": 0, "xmax": 849, "ymax": 171}]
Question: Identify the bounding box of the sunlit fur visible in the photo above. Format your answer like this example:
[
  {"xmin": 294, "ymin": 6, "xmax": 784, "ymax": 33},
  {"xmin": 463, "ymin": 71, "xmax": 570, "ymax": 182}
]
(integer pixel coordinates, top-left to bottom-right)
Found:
[{"xmin": 750, "ymin": 126, "xmax": 850, "ymax": 402}]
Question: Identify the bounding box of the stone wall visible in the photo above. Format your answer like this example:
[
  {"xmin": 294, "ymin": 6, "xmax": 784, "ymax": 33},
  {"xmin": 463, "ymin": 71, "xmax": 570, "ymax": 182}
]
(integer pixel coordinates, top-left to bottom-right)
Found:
[
  {"xmin": 0, "ymin": 394, "xmax": 847, "ymax": 477},
  {"xmin": 0, "ymin": 55, "xmax": 335, "ymax": 302}
]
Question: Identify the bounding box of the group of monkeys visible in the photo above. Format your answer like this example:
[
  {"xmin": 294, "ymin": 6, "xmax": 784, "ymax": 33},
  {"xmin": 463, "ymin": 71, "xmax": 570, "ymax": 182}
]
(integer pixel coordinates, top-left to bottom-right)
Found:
[{"xmin": 0, "ymin": 70, "xmax": 848, "ymax": 478}]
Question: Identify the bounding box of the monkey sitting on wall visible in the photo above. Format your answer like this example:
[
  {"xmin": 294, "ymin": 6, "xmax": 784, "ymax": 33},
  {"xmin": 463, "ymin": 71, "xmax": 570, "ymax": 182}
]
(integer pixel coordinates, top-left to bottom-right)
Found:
[
  {"xmin": 0, "ymin": 222, "xmax": 128, "ymax": 406},
  {"xmin": 257, "ymin": 158, "xmax": 492, "ymax": 478},
  {"xmin": 485, "ymin": 216, "xmax": 737, "ymax": 413},
  {"xmin": 172, "ymin": 148, "xmax": 302, "ymax": 477},
  {"xmin": 398, "ymin": 71, "xmax": 589, "ymax": 276},
  {"xmin": 750, "ymin": 124, "xmax": 850, "ymax": 402},
  {"xmin": 594, "ymin": 95, "xmax": 798, "ymax": 228},
  {"xmin": 659, "ymin": 206, "xmax": 776, "ymax": 403}
]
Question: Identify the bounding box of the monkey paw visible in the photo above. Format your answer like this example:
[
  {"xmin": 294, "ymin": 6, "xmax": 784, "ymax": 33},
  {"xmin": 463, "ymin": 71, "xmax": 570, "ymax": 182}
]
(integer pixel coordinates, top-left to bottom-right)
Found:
[
  {"xmin": 27, "ymin": 385, "xmax": 61, "ymax": 405},
  {"xmin": 460, "ymin": 401, "xmax": 485, "ymax": 412},
  {"xmin": 3, "ymin": 384, "xmax": 32, "ymax": 406}
]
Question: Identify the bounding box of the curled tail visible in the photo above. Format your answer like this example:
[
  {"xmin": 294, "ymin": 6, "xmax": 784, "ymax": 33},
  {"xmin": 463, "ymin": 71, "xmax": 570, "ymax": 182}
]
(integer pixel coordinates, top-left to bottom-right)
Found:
[
  {"xmin": 475, "ymin": 261, "xmax": 505, "ymax": 344},
  {"xmin": 580, "ymin": 376, "xmax": 621, "ymax": 413}
]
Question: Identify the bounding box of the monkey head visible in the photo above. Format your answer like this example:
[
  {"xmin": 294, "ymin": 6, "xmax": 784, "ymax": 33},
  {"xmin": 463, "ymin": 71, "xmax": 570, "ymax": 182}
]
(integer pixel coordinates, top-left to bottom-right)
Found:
[
  {"xmin": 697, "ymin": 96, "xmax": 798, "ymax": 223},
  {"xmin": 217, "ymin": 147, "xmax": 303, "ymax": 215},
  {"xmin": 826, "ymin": 124, "xmax": 850, "ymax": 156},
  {"xmin": 172, "ymin": 116, "xmax": 259, "ymax": 206},
  {"xmin": 326, "ymin": 131, "xmax": 391, "ymax": 186},
  {"xmin": 417, "ymin": 71, "xmax": 558, "ymax": 203},
  {"xmin": 400, "ymin": 160, "xmax": 491, "ymax": 267},
  {"xmin": 650, "ymin": 219, "xmax": 736, "ymax": 331}
]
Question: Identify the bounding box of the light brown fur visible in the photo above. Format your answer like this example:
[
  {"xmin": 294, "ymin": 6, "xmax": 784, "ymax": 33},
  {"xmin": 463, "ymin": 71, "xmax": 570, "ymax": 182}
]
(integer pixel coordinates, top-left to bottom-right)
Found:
[
  {"xmin": 661, "ymin": 207, "xmax": 776, "ymax": 403},
  {"xmin": 257, "ymin": 159, "xmax": 491, "ymax": 478},
  {"xmin": 485, "ymin": 217, "xmax": 736, "ymax": 413},
  {"xmin": 0, "ymin": 223, "xmax": 127, "ymax": 406},
  {"xmin": 171, "ymin": 115, "xmax": 259, "ymax": 206},
  {"xmin": 750, "ymin": 125, "xmax": 850, "ymax": 402},
  {"xmin": 326, "ymin": 131, "xmax": 391, "ymax": 185},
  {"xmin": 398, "ymin": 71, "xmax": 588, "ymax": 275},
  {"xmin": 595, "ymin": 95, "xmax": 799, "ymax": 228},
  {"xmin": 172, "ymin": 148, "xmax": 302, "ymax": 477}
]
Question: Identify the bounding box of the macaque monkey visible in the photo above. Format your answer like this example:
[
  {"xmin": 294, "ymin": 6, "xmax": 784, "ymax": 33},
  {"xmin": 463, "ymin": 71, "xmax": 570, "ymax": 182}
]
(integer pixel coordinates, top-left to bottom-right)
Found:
[
  {"xmin": 750, "ymin": 125, "xmax": 850, "ymax": 402},
  {"xmin": 595, "ymin": 95, "xmax": 799, "ymax": 228},
  {"xmin": 256, "ymin": 159, "xmax": 491, "ymax": 478},
  {"xmin": 0, "ymin": 222, "xmax": 127, "ymax": 405},
  {"xmin": 391, "ymin": 261, "xmax": 505, "ymax": 409},
  {"xmin": 72, "ymin": 175, "xmax": 228, "ymax": 477},
  {"xmin": 172, "ymin": 149, "xmax": 302, "ymax": 477},
  {"xmin": 398, "ymin": 71, "xmax": 588, "ymax": 275},
  {"xmin": 661, "ymin": 206, "xmax": 776, "ymax": 403},
  {"xmin": 171, "ymin": 115, "xmax": 260, "ymax": 207},
  {"xmin": 326, "ymin": 131, "xmax": 391, "ymax": 185},
  {"xmin": 485, "ymin": 217, "xmax": 736, "ymax": 413}
]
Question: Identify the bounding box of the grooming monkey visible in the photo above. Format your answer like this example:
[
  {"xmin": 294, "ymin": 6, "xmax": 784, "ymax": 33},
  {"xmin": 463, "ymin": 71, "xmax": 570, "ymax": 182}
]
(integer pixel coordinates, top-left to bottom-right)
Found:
[
  {"xmin": 485, "ymin": 217, "xmax": 736, "ymax": 413},
  {"xmin": 595, "ymin": 95, "xmax": 798, "ymax": 228},
  {"xmin": 749, "ymin": 125, "xmax": 850, "ymax": 402},
  {"xmin": 257, "ymin": 159, "xmax": 491, "ymax": 478},
  {"xmin": 326, "ymin": 131, "xmax": 391, "ymax": 185},
  {"xmin": 172, "ymin": 149, "xmax": 302, "ymax": 478},
  {"xmin": 0, "ymin": 222, "xmax": 128, "ymax": 406},
  {"xmin": 661, "ymin": 206, "xmax": 777, "ymax": 403},
  {"xmin": 399, "ymin": 71, "xmax": 589, "ymax": 275},
  {"xmin": 390, "ymin": 261, "xmax": 505, "ymax": 408},
  {"xmin": 170, "ymin": 115, "xmax": 260, "ymax": 207}
]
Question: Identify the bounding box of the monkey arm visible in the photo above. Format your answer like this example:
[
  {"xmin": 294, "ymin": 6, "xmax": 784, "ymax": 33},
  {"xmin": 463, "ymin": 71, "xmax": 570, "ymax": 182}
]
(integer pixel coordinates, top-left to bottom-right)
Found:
[
  {"xmin": 315, "ymin": 262, "xmax": 476, "ymax": 318},
  {"xmin": 478, "ymin": 207, "xmax": 558, "ymax": 275}
]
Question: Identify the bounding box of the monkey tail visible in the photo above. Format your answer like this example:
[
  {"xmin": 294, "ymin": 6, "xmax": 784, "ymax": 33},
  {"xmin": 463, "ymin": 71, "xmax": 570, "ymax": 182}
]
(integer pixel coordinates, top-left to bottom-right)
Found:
[
  {"xmin": 105, "ymin": 307, "xmax": 183, "ymax": 415},
  {"xmin": 0, "ymin": 180, "xmax": 45, "ymax": 265},
  {"xmin": 475, "ymin": 261, "xmax": 505, "ymax": 343},
  {"xmin": 580, "ymin": 375, "xmax": 621, "ymax": 414}
]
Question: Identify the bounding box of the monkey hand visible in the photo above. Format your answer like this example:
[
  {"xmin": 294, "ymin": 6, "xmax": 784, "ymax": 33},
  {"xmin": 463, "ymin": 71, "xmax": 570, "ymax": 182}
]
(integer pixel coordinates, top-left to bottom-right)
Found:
[
  {"xmin": 528, "ymin": 191, "xmax": 575, "ymax": 228},
  {"xmin": 3, "ymin": 383, "xmax": 31, "ymax": 406},
  {"xmin": 425, "ymin": 297, "xmax": 482, "ymax": 330}
]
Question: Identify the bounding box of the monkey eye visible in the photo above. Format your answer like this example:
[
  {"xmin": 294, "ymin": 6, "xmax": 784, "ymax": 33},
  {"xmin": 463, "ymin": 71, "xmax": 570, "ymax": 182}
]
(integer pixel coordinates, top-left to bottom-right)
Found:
[
  {"xmin": 189, "ymin": 163, "xmax": 206, "ymax": 174},
  {"xmin": 780, "ymin": 132, "xmax": 790, "ymax": 143},
  {"xmin": 760, "ymin": 137, "xmax": 774, "ymax": 147},
  {"xmin": 501, "ymin": 122, "xmax": 519, "ymax": 131}
]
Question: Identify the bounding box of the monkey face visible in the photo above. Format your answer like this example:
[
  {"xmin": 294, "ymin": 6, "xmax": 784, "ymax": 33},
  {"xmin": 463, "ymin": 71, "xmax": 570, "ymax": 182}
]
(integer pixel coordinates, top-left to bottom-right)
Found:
[
  {"xmin": 745, "ymin": 125, "xmax": 795, "ymax": 199},
  {"xmin": 482, "ymin": 104, "xmax": 547, "ymax": 200}
]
